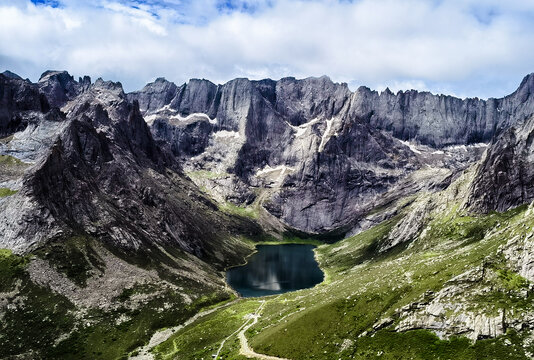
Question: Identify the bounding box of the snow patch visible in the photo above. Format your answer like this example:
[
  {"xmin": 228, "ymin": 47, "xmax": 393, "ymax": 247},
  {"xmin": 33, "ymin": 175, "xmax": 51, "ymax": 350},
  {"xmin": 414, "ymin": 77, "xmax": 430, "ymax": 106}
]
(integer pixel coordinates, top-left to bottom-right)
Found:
[
  {"xmin": 170, "ymin": 112, "xmax": 217, "ymax": 124},
  {"xmin": 144, "ymin": 114, "xmax": 158, "ymax": 125},
  {"xmin": 319, "ymin": 119, "xmax": 335, "ymax": 152},
  {"xmin": 213, "ymin": 130, "xmax": 240, "ymax": 139},
  {"xmin": 444, "ymin": 143, "xmax": 488, "ymax": 152},
  {"xmin": 287, "ymin": 118, "xmax": 322, "ymax": 137},
  {"xmin": 144, "ymin": 106, "xmax": 217, "ymax": 125},
  {"xmin": 286, "ymin": 117, "xmax": 338, "ymax": 151},
  {"xmin": 399, "ymin": 140, "xmax": 422, "ymax": 154},
  {"xmin": 256, "ymin": 165, "xmax": 295, "ymax": 177}
]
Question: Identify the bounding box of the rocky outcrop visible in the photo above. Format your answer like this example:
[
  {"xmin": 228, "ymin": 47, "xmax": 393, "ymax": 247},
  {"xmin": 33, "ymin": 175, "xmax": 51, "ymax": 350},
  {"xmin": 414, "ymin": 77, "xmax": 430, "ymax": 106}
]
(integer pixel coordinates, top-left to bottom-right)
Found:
[
  {"xmin": 501, "ymin": 205, "xmax": 534, "ymax": 282},
  {"xmin": 380, "ymin": 197, "xmax": 434, "ymax": 252},
  {"xmin": 0, "ymin": 74, "xmax": 261, "ymax": 264},
  {"xmin": 1, "ymin": 71, "xmax": 23, "ymax": 80},
  {"xmin": 396, "ymin": 288, "xmax": 509, "ymax": 341},
  {"xmin": 396, "ymin": 225, "xmax": 534, "ymax": 341},
  {"xmin": 130, "ymin": 74, "xmax": 534, "ymax": 233},
  {"xmin": 128, "ymin": 77, "xmax": 178, "ymax": 114},
  {"xmin": 261, "ymin": 118, "xmax": 418, "ymax": 233},
  {"xmin": 151, "ymin": 116, "xmax": 214, "ymax": 156},
  {"xmin": 466, "ymin": 114, "xmax": 534, "ymax": 213},
  {"xmin": 0, "ymin": 73, "xmax": 50, "ymax": 137},
  {"xmin": 37, "ymin": 70, "xmax": 87, "ymax": 109}
]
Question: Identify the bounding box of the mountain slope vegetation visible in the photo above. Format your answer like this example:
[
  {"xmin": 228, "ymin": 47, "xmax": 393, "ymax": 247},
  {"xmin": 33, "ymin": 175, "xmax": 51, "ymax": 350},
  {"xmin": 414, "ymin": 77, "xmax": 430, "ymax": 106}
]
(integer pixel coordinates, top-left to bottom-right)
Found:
[{"xmin": 2, "ymin": 70, "xmax": 534, "ymax": 359}]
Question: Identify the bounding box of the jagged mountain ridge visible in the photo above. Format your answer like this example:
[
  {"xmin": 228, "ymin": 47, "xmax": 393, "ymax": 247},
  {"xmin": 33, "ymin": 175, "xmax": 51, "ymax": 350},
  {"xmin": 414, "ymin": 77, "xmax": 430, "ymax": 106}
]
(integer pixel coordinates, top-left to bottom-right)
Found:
[
  {"xmin": 0, "ymin": 70, "xmax": 269, "ymax": 359},
  {"xmin": 4, "ymin": 69, "xmax": 534, "ymax": 243},
  {"xmin": 129, "ymin": 73, "xmax": 534, "ymax": 234},
  {"xmin": 3, "ymin": 69, "xmax": 534, "ymax": 359},
  {"xmin": 130, "ymin": 73, "xmax": 534, "ymax": 147},
  {"xmin": 0, "ymin": 71, "xmax": 260, "ymax": 259}
]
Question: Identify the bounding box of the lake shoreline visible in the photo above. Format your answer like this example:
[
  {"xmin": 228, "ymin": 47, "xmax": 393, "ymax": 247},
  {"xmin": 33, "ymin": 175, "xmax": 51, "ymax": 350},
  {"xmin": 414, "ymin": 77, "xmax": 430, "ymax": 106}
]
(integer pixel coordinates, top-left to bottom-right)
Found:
[{"xmin": 226, "ymin": 244, "xmax": 325, "ymax": 298}]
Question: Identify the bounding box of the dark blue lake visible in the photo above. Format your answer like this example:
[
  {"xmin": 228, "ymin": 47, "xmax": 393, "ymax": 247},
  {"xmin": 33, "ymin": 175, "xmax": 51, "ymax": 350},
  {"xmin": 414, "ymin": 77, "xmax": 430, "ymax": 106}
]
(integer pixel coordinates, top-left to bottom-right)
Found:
[{"xmin": 226, "ymin": 244, "xmax": 324, "ymax": 298}]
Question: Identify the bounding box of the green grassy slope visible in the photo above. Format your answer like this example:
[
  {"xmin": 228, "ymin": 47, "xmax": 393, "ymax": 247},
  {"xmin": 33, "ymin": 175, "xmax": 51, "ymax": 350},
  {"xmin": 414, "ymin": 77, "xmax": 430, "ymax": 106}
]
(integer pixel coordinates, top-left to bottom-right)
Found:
[
  {"xmin": 0, "ymin": 232, "xmax": 253, "ymax": 360},
  {"xmin": 152, "ymin": 169, "xmax": 534, "ymax": 360},
  {"xmin": 4, "ymin": 163, "xmax": 534, "ymax": 359}
]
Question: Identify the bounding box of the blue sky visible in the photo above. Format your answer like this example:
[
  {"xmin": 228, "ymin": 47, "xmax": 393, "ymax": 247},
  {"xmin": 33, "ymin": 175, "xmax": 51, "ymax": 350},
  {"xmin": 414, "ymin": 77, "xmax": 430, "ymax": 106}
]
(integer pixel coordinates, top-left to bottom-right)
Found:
[{"xmin": 2, "ymin": 0, "xmax": 534, "ymax": 98}]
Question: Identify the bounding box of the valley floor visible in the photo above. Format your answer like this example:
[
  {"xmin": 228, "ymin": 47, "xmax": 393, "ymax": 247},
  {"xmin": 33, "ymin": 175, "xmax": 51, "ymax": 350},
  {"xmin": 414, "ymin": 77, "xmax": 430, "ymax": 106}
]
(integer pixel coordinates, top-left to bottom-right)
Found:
[
  {"xmin": 3, "ymin": 164, "xmax": 534, "ymax": 360},
  {"xmin": 140, "ymin": 176, "xmax": 534, "ymax": 360}
]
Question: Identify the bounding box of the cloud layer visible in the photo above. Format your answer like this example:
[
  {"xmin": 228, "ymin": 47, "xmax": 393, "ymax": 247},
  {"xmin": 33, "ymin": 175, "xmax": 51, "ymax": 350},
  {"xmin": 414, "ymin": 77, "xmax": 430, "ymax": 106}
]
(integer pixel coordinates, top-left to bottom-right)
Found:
[{"xmin": 1, "ymin": 0, "xmax": 534, "ymax": 98}]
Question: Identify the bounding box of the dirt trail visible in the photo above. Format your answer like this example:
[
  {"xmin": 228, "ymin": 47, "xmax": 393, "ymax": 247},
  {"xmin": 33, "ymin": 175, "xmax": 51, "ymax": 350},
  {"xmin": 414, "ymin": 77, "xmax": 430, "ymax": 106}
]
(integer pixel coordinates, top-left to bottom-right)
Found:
[
  {"xmin": 213, "ymin": 302, "xmax": 260, "ymax": 360},
  {"xmin": 129, "ymin": 299, "xmax": 239, "ymax": 360},
  {"xmin": 236, "ymin": 300, "xmax": 290, "ymax": 360}
]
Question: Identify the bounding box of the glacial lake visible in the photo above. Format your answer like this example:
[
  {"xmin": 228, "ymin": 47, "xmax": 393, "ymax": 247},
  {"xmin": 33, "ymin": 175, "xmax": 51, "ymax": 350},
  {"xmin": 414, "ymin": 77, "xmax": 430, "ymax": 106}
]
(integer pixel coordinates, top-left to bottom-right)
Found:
[{"xmin": 226, "ymin": 244, "xmax": 324, "ymax": 298}]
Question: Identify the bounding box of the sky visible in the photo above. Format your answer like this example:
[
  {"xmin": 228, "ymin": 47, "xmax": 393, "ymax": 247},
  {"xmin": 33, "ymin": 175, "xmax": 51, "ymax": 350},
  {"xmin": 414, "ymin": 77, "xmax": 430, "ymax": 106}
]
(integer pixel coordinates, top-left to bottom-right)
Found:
[{"xmin": 1, "ymin": 0, "xmax": 534, "ymax": 98}]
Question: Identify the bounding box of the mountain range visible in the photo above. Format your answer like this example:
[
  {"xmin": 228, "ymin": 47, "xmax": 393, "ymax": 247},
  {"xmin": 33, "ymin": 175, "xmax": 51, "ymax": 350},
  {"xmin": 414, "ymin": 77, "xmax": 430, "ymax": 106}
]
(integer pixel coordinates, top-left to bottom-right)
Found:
[{"xmin": 1, "ymin": 69, "xmax": 534, "ymax": 359}]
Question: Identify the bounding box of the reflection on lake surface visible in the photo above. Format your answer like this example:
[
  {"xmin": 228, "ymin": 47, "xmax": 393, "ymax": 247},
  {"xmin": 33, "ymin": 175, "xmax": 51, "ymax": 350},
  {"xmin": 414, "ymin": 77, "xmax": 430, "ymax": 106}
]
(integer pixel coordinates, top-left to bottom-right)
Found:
[{"xmin": 226, "ymin": 244, "xmax": 324, "ymax": 298}]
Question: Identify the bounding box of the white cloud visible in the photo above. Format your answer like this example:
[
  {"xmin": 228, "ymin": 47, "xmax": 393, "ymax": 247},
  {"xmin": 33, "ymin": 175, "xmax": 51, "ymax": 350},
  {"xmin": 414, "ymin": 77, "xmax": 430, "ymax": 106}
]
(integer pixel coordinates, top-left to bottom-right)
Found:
[
  {"xmin": 1, "ymin": 0, "xmax": 534, "ymax": 98},
  {"xmin": 102, "ymin": 2, "xmax": 168, "ymax": 35}
]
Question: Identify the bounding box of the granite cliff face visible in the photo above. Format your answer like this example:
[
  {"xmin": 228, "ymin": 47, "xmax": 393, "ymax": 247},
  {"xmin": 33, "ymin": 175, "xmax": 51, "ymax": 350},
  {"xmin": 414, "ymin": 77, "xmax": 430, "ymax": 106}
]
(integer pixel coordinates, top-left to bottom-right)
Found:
[
  {"xmin": 461, "ymin": 74, "xmax": 534, "ymax": 215},
  {"xmin": 129, "ymin": 74, "xmax": 534, "ymax": 234},
  {"xmin": 4, "ymin": 69, "xmax": 534, "ymax": 358},
  {"xmin": 0, "ymin": 71, "xmax": 266, "ymax": 359},
  {"xmin": 0, "ymin": 72, "xmax": 259, "ymax": 260},
  {"xmin": 352, "ymin": 73, "xmax": 534, "ymax": 147},
  {"xmin": 466, "ymin": 113, "xmax": 534, "ymax": 213}
]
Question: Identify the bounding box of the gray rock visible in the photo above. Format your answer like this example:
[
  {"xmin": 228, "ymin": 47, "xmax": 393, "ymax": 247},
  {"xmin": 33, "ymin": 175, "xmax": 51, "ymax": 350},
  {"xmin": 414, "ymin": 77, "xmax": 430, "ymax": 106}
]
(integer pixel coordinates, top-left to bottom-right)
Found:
[
  {"xmin": 1, "ymin": 71, "xmax": 23, "ymax": 80},
  {"xmin": 131, "ymin": 74, "xmax": 534, "ymax": 233},
  {"xmin": 466, "ymin": 114, "xmax": 534, "ymax": 213},
  {"xmin": 0, "ymin": 73, "xmax": 49, "ymax": 137},
  {"xmin": 380, "ymin": 197, "xmax": 434, "ymax": 252},
  {"xmin": 38, "ymin": 70, "xmax": 85, "ymax": 109},
  {"xmin": 0, "ymin": 73, "xmax": 262, "ymax": 264}
]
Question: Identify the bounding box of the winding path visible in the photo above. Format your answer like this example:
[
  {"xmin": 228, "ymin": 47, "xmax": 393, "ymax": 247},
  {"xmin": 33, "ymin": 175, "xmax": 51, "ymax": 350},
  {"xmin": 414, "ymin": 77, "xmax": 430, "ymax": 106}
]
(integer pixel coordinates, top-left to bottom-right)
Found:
[
  {"xmin": 212, "ymin": 298, "xmax": 289, "ymax": 360},
  {"xmin": 130, "ymin": 294, "xmax": 290, "ymax": 360},
  {"xmin": 213, "ymin": 303, "xmax": 259, "ymax": 359},
  {"xmin": 129, "ymin": 299, "xmax": 239, "ymax": 360},
  {"xmin": 237, "ymin": 301, "xmax": 289, "ymax": 360}
]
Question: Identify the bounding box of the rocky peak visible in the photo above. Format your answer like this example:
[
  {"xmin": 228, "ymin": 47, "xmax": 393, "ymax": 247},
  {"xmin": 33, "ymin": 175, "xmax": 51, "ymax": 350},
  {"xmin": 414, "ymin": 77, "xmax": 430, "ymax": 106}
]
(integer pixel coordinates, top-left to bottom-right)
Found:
[
  {"xmin": 0, "ymin": 73, "xmax": 51, "ymax": 137},
  {"xmin": 274, "ymin": 75, "xmax": 351, "ymax": 125},
  {"xmin": 78, "ymin": 75, "xmax": 92, "ymax": 91},
  {"xmin": 466, "ymin": 114, "xmax": 534, "ymax": 213},
  {"xmin": 173, "ymin": 78, "xmax": 220, "ymax": 117},
  {"xmin": 383, "ymin": 87, "xmax": 394, "ymax": 96},
  {"xmin": 127, "ymin": 77, "xmax": 178, "ymax": 114},
  {"xmin": 0, "ymin": 73, "xmax": 46, "ymax": 111},
  {"xmin": 251, "ymin": 78, "xmax": 277, "ymax": 105},
  {"xmin": 1, "ymin": 70, "xmax": 23, "ymax": 80},
  {"xmin": 38, "ymin": 70, "xmax": 70, "ymax": 83},
  {"xmin": 511, "ymin": 73, "xmax": 534, "ymax": 103},
  {"xmin": 38, "ymin": 70, "xmax": 81, "ymax": 108},
  {"xmin": 92, "ymin": 78, "xmax": 124, "ymax": 94}
]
